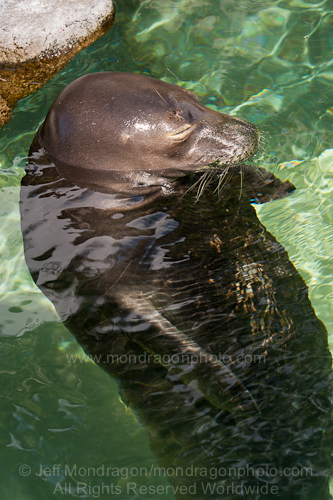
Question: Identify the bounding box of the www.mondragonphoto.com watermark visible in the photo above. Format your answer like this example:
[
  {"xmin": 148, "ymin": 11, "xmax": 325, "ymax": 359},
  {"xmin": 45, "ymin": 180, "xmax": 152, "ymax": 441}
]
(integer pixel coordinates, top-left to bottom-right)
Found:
[{"xmin": 65, "ymin": 351, "xmax": 266, "ymax": 366}]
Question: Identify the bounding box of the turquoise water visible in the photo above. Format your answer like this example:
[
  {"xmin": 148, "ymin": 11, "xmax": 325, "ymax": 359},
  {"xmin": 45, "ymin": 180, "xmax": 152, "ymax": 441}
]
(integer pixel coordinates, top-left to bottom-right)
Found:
[{"xmin": 0, "ymin": 0, "xmax": 333, "ymax": 498}]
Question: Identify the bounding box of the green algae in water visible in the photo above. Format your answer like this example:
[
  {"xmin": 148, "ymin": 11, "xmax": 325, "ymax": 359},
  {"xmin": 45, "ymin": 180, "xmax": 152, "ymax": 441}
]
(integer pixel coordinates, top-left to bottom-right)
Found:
[{"xmin": 0, "ymin": 0, "xmax": 333, "ymax": 498}]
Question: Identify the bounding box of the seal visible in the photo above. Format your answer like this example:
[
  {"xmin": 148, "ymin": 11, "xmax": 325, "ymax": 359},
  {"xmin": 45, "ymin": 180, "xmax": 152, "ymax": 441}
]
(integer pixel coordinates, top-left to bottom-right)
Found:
[
  {"xmin": 21, "ymin": 73, "xmax": 333, "ymax": 499},
  {"xmin": 33, "ymin": 71, "xmax": 259, "ymax": 194}
]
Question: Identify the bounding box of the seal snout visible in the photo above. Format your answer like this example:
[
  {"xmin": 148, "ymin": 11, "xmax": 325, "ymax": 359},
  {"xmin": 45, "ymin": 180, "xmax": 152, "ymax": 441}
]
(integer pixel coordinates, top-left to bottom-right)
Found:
[
  {"xmin": 216, "ymin": 115, "xmax": 259, "ymax": 165},
  {"xmin": 192, "ymin": 113, "xmax": 259, "ymax": 168}
]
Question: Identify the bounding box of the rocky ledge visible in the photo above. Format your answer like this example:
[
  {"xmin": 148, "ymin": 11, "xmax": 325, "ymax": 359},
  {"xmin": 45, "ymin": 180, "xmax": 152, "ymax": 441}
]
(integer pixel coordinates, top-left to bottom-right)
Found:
[{"xmin": 0, "ymin": 0, "xmax": 115, "ymax": 129}]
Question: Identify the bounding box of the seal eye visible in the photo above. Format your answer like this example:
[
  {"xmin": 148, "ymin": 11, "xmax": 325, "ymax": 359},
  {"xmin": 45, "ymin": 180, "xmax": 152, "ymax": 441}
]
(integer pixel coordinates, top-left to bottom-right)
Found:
[{"xmin": 167, "ymin": 124, "xmax": 193, "ymax": 141}]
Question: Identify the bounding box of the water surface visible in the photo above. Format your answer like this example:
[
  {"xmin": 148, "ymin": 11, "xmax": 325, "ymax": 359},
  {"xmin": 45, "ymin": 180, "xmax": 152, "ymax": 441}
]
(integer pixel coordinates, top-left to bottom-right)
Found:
[{"xmin": 0, "ymin": 0, "xmax": 332, "ymax": 498}]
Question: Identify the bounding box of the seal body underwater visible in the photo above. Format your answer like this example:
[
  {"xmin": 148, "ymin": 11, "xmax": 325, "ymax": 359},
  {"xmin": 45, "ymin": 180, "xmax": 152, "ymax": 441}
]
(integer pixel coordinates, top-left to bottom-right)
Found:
[{"xmin": 20, "ymin": 72, "xmax": 333, "ymax": 499}]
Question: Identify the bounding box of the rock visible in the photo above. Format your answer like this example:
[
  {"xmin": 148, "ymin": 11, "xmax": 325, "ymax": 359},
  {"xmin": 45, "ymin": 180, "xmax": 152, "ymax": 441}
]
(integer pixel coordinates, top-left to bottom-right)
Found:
[{"xmin": 0, "ymin": 0, "xmax": 115, "ymax": 129}]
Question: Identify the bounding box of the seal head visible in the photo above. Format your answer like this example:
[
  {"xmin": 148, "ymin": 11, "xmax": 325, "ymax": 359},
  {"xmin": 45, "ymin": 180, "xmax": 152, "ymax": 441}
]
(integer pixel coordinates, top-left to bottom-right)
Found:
[{"xmin": 35, "ymin": 72, "xmax": 259, "ymax": 194}]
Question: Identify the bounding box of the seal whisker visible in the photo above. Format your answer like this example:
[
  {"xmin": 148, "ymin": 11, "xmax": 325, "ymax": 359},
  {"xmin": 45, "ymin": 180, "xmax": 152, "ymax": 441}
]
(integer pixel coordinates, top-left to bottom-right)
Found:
[
  {"xmin": 197, "ymin": 170, "xmax": 213, "ymax": 199},
  {"xmin": 166, "ymin": 67, "xmax": 180, "ymax": 81},
  {"xmin": 181, "ymin": 167, "xmax": 210, "ymax": 199},
  {"xmin": 104, "ymin": 260, "xmax": 134, "ymax": 295},
  {"xmin": 194, "ymin": 169, "xmax": 216, "ymax": 201},
  {"xmin": 238, "ymin": 167, "xmax": 244, "ymax": 200},
  {"xmin": 214, "ymin": 167, "xmax": 231, "ymax": 200},
  {"xmin": 154, "ymin": 88, "xmax": 168, "ymax": 106},
  {"xmin": 258, "ymin": 142, "xmax": 266, "ymax": 153},
  {"xmin": 253, "ymin": 165, "xmax": 269, "ymax": 183}
]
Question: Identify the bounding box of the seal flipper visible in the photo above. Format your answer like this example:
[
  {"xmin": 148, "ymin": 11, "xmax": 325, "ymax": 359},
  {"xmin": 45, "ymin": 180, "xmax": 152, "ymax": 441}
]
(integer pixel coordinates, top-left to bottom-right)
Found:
[{"xmin": 117, "ymin": 293, "xmax": 259, "ymax": 416}]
